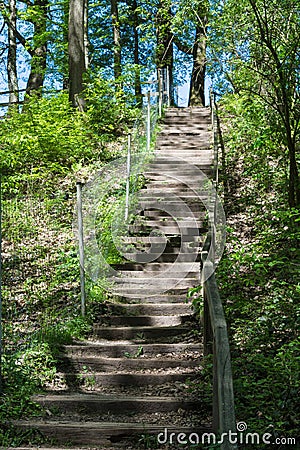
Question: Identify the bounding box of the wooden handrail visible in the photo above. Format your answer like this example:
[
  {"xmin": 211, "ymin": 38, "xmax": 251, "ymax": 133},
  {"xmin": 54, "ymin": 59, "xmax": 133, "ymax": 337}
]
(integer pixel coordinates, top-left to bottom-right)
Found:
[
  {"xmin": 201, "ymin": 92, "xmax": 237, "ymax": 449},
  {"xmin": 202, "ymin": 248, "xmax": 237, "ymax": 449}
]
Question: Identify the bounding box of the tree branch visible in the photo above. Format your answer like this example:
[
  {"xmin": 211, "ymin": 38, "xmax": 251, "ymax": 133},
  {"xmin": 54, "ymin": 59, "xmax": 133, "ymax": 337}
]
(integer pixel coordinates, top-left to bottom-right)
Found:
[
  {"xmin": 173, "ymin": 36, "xmax": 193, "ymax": 55},
  {"xmin": 0, "ymin": 0, "xmax": 34, "ymax": 56}
]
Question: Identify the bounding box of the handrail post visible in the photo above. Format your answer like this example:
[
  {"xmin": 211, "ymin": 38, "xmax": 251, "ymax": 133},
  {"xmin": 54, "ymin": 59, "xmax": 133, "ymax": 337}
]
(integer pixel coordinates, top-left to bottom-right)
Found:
[
  {"xmin": 158, "ymin": 69, "xmax": 162, "ymax": 117},
  {"xmin": 166, "ymin": 67, "xmax": 171, "ymax": 107},
  {"xmin": 125, "ymin": 133, "xmax": 132, "ymax": 221},
  {"xmin": 147, "ymin": 91, "xmax": 151, "ymax": 151},
  {"xmin": 76, "ymin": 182, "xmax": 86, "ymax": 317}
]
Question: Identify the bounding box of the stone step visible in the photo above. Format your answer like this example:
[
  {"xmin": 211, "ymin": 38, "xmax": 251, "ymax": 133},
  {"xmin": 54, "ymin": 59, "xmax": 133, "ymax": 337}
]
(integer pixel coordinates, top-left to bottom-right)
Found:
[
  {"xmin": 63, "ymin": 342, "xmax": 201, "ymax": 358},
  {"xmin": 58, "ymin": 356, "xmax": 201, "ymax": 372},
  {"xmin": 14, "ymin": 421, "xmax": 211, "ymax": 447},
  {"xmin": 112, "ymin": 286, "xmax": 194, "ymax": 298},
  {"xmin": 93, "ymin": 324, "xmax": 196, "ymax": 341}
]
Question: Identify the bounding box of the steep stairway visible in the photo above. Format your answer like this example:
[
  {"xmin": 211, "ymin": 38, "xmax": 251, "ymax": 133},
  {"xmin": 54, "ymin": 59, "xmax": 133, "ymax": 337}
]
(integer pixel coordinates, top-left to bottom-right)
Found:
[{"xmin": 14, "ymin": 107, "xmax": 214, "ymax": 449}]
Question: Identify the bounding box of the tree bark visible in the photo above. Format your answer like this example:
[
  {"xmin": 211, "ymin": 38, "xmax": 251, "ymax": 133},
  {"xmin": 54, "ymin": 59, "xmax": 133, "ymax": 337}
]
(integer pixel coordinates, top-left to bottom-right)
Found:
[
  {"xmin": 7, "ymin": 0, "xmax": 19, "ymax": 107},
  {"xmin": 68, "ymin": 0, "xmax": 86, "ymax": 108},
  {"xmin": 63, "ymin": 0, "xmax": 69, "ymax": 90},
  {"xmin": 111, "ymin": 0, "xmax": 121, "ymax": 79},
  {"xmin": 189, "ymin": 23, "xmax": 206, "ymax": 107},
  {"xmin": 286, "ymin": 127, "xmax": 300, "ymax": 208},
  {"xmin": 156, "ymin": 0, "xmax": 173, "ymax": 103},
  {"xmin": 133, "ymin": 0, "xmax": 141, "ymax": 104},
  {"xmin": 188, "ymin": 3, "xmax": 207, "ymax": 107},
  {"xmin": 25, "ymin": 0, "xmax": 48, "ymax": 96},
  {"xmin": 84, "ymin": 0, "xmax": 89, "ymax": 69}
]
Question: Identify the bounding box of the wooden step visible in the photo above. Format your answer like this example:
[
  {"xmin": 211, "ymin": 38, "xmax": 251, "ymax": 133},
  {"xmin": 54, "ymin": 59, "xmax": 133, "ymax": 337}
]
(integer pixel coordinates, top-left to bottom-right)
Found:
[
  {"xmin": 13, "ymin": 421, "xmax": 211, "ymax": 446},
  {"xmin": 87, "ymin": 301, "xmax": 193, "ymax": 316},
  {"xmin": 58, "ymin": 356, "xmax": 202, "ymax": 372},
  {"xmin": 96, "ymin": 314, "xmax": 193, "ymax": 326},
  {"xmin": 33, "ymin": 394, "xmax": 200, "ymax": 415},
  {"xmin": 64, "ymin": 371, "xmax": 200, "ymax": 387},
  {"xmin": 63, "ymin": 342, "xmax": 202, "ymax": 358},
  {"xmin": 93, "ymin": 324, "xmax": 196, "ymax": 340},
  {"xmin": 10, "ymin": 106, "xmax": 213, "ymax": 449}
]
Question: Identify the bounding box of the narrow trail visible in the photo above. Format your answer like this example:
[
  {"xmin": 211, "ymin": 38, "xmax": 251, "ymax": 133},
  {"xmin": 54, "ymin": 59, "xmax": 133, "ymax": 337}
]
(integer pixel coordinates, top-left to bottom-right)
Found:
[{"xmin": 15, "ymin": 106, "xmax": 214, "ymax": 449}]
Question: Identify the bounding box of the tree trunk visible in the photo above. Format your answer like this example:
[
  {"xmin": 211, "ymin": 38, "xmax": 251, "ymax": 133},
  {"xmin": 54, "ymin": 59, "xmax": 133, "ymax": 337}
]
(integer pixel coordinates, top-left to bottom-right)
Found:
[
  {"xmin": 133, "ymin": 0, "xmax": 141, "ymax": 104},
  {"xmin": 287, "ymin": 134, "xmax": 300, "ymax": 208},
  {"xmin": 111, "ymin": 0, "xmax": 121, "ymax": 79},
  {"xmin": 68, "ymin": 0, "xmax": 86, "ymax": 108},
  {"xmin": 189, "ymin": 18, "xmax": 207, "ymax": 106},
  {"xmin": 25, "ymin": 0, "xmax": 48, "ymax": 96},
  {"xmin": 84, "ymin": 0, "xmax": 89, "ymax": 69},
  {"xmin": 156, "ymin": 0, "xmax": 173, "ymax": 103},
  {"xmin": 63, "ymin": 0, "xmax": 69, "ymax": 90},
  {"xmin": 7, "ymin": 0, "xmax": 19, "ymax": 107}
]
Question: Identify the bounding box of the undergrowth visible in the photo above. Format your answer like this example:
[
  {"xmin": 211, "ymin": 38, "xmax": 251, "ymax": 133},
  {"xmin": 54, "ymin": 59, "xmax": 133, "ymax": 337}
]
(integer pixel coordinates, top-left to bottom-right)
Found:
[
  {"xmin": 0, "ymin": 84, "xmax": 143, "ymax": 446},
  {"xmin": 215, "ymin": 93, "xmax": 300, "ymax": 448}
]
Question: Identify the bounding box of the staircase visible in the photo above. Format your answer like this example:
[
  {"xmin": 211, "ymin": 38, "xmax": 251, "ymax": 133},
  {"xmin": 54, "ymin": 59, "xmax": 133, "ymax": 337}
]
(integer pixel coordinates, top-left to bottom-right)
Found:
[{"xmin": 15, "ymin": 107, "xmax": 214, "ymax": 449}]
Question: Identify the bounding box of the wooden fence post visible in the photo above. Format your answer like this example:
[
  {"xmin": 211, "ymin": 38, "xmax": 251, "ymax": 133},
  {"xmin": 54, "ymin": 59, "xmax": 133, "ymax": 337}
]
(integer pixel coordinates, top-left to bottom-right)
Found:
[
  {"xmin": 125, "ymin": 133, "xmax": 132, "ymax": 221},
  {"xmin": 76, "ymin": 182, "xmax": 86, "ymax": 316}
]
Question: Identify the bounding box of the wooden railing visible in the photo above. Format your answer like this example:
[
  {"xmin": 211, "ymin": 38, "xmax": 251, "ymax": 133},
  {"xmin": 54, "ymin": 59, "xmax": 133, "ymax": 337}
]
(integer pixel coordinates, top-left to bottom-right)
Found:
[{"xmin": 201, "ymin": 93, "xmax": 237, "ymax": 449}]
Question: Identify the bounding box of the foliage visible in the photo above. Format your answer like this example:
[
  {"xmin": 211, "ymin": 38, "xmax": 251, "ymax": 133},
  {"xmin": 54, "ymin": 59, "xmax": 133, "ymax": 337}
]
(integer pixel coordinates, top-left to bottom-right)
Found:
[
  {"xmin": 83, "ymin": 72, "xmax": 140, "ymax": 137},
  {"xmin": 0, "ymin": 82, "xmax": 141, "ymax": 196},
  {"xmin": 208, "ymin": 0, "xmax": 300, "ymax": 207},
  {"xmin": 214, "ymin": 92, "xmax": 300, "ymax": 446},
  {"xmin": 0, "ymin": 93, "xmax": 95, "ymax": 193},
  {"xmin": 0, "ymin": 75, "xmax": 144, "ymax": 446}
]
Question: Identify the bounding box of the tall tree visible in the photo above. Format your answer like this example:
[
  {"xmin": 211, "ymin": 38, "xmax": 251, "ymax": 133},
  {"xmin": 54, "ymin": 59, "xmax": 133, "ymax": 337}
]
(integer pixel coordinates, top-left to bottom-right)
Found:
[
  {"xmin": 110, "ymin": 0, "xmax": 121, "ymax": 78},
  {"xmin": 7, "ymin": 0, "xmax": 18, "ymax": 106},
  {"xmin": 25, "ymin": 0, "xmax": 48, "ymax": 96},
  {"xmin": 68, "ymin": 0, "xmax": 87, "ymax": 107},
  {"xmin": 188, "ymin": 1, "xmax": 208, "ymax": 106},
  {"xmin": 173, "ymin": 0, "xmax": 209, "ymax": 106},
  {"xmin": 132, "ymin": 0, "xmax": 141, "ymax": 102},
  {"xmin": 156, "ymin": 0, "xmax": 173, "ymax": 101},
  {"xmin": 210, "ymin": 0, "xmax": 300, "ymax": 207}
]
